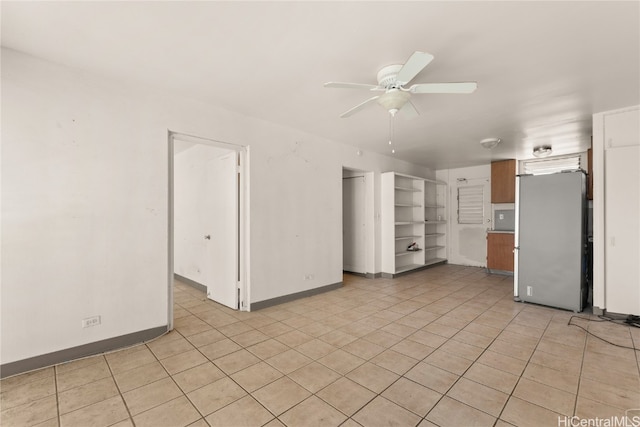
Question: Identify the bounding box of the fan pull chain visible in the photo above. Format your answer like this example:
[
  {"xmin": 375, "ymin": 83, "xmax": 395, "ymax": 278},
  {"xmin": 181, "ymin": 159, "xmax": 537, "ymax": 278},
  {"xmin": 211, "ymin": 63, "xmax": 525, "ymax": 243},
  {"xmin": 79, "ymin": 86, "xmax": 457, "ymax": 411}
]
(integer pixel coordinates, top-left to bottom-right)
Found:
[{"xmin": 389, "ymin": 113, "xmax": 395, "ymax": 154}]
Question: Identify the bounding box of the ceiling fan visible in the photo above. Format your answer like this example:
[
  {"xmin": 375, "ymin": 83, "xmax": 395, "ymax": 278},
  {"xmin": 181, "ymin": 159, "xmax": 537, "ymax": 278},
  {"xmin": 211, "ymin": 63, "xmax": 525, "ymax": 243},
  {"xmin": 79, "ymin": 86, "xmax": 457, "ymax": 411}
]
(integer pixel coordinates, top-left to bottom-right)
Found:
[{"xmin": 325, "ymin": 51, "xmax": 477, "ymax": 118}]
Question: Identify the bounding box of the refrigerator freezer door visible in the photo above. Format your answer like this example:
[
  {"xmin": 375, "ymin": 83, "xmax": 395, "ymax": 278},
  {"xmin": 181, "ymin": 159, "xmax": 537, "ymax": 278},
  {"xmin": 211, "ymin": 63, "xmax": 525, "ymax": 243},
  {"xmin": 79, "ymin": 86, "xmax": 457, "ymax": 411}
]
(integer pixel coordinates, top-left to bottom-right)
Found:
[{"xmin": 517, "ymin": 172, "xmax": 585, "ymax": 312}]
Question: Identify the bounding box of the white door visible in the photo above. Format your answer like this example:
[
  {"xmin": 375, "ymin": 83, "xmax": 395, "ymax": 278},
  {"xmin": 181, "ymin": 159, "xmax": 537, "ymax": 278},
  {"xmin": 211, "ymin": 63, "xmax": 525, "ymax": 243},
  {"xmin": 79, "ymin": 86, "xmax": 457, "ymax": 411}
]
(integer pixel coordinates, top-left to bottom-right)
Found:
[
  {"xmin": 343, "ymin": 176, "xmax": 366, "ymax": 274},
  {"xmin": 203, "ymin": 152, "xmax": 239, "ymax": 309},
  {"xmin": 449, "ymin": 178, "xmax": 491, "ymax": 266}
]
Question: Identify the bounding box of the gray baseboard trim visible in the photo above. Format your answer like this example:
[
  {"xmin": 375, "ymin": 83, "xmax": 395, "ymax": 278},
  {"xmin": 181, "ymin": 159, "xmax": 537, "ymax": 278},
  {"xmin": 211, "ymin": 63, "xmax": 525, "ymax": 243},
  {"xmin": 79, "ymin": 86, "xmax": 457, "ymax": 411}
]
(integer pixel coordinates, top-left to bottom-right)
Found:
[
  {"xmin": 486, "ymin": 268, "xmax": 514, "ymax": 276},
  {"xmin": 381, "ymin": 261, "xmax": 447, "ymax": 279},
  {"xmin": 343, "ymin": 271, "xmax": 366, "ymax": 278},
  {"xmin": 0, "ymin": 325, "xmax": 167, "ymax": 379},
  {"xmin": 174, "ymin": 274, "xmax": 207, "ymax": 293},
  {"xmin": 251, "ymin": 281, "xmax": 343, "ymax": 311},
  {"xmin": 365, "ymin": 272, "xmax": 382, "ymax": 279},
  {"xmin": 592, "ymin": 306, "xmax": 604, "ymax": 315}
]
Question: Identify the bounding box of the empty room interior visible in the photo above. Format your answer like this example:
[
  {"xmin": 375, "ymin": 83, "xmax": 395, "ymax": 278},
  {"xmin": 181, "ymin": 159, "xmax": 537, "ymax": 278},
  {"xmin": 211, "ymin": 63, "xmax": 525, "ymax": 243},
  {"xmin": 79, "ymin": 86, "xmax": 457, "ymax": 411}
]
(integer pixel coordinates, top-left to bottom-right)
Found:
[{"xmin": 2, "ymin": 2, "xmax": 640, "ymax": 427}]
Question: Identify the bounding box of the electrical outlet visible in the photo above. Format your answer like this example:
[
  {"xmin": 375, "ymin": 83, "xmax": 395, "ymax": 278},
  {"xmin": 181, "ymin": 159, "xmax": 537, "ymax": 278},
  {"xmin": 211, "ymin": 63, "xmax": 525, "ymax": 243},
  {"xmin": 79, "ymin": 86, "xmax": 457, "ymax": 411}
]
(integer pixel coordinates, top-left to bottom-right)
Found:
[
  {"xmin": 82, "ymin": 316, "xmax": 101, "ymax": 328},
  {"xmin": 526, "ymin": 286, "xmax": 533, "ymax": 297}
]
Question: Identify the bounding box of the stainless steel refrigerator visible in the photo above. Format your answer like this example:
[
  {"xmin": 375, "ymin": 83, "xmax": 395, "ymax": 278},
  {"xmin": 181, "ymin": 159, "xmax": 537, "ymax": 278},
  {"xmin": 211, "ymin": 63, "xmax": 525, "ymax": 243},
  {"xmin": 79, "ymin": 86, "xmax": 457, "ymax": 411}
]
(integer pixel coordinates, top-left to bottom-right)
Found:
[{"xmin": 516, "ymin": 170, "xmax": 587, "ymax": 312}]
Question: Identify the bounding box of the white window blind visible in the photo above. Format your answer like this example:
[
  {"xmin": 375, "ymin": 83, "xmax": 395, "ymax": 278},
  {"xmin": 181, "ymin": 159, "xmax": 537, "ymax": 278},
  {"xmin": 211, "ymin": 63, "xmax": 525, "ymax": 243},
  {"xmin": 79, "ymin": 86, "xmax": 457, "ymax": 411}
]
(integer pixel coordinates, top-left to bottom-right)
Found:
[
  {"xmin": 522, "ymin": 155, "xmax": 581, "ymax": 175},
  {"xmin": 458, "ymin": 185, "xmax": 484, "ymax": 224}
]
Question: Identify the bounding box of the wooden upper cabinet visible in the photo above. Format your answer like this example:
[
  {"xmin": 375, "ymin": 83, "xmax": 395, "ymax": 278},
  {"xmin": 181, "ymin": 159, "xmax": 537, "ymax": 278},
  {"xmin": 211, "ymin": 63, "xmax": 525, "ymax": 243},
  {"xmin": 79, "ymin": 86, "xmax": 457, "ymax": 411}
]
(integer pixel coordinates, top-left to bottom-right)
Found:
[{"xmin": 491, "ymin": 159, "xmax": 516, "ymax": 203}]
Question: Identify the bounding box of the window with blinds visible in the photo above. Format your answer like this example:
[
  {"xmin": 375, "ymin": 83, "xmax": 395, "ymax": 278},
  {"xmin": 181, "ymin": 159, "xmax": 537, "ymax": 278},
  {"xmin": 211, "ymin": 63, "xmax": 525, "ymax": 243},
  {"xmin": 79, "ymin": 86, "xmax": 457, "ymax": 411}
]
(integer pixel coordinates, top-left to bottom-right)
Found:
[
  {"xmin": 522, "ymin": 155, "xmax": 581, "ymax": 175},
  {"xmin": 458, "ymin": 185, "xmax": 484, "ymax": 224}
]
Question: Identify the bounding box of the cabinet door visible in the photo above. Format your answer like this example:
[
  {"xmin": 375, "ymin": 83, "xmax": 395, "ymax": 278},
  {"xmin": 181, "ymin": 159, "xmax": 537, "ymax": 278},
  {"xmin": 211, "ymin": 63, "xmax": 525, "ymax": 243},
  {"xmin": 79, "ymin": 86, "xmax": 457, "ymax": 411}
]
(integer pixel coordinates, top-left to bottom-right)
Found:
[
  {"xmin": 491, "ymin": 160, "xmax": 516, "ymax": 203},
  {"xmin": 487, "ymin": 233, "xmax": 514, "ymax": 271}
]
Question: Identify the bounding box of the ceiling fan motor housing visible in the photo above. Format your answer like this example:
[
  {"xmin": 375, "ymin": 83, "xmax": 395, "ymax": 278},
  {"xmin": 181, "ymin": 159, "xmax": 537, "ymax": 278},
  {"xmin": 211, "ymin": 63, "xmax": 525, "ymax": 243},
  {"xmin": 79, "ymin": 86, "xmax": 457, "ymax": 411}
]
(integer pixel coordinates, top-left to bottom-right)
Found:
[{"xmin": 377, "ymin": 64, "xmax": 404, "ymax": 88}]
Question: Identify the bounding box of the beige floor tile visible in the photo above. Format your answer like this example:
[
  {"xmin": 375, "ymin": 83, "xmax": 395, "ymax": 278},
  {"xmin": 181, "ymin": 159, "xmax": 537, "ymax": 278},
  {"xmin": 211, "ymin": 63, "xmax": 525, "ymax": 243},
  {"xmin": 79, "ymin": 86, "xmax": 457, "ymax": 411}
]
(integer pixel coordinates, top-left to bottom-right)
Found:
[
  {"xmin": 288, "ymin": 362, "xmax": 341, "ymax": 393},
  {"xmin": 60, "ymin": 395, "xmax": 129, "ymax": 427},
  {"xmin": 198, "ymin": 338, "xmax": 242, "ymax": 361},
  {"xmin": 581, "ymin": 362, "xmax": 640, "ymax": 393},
  {"xmin": 462, "ymin": 322, "xmax": 502, "ymax": 339},
  {"xmin": 513, "ymin": 377, "xmax": 576, "ymax": 415},
  {"xmin": 0, "ymin": 375, "xmax": 55, "ymax": 410},
  {"xmin": 56, "ymin": 358, "xmax": 112, "ymax": 391},
  {"xmin": 316, "ymin": 377, "xmax": 376, "ymax": 416},
  {"xmin": 488, "ymin": 339, "xmax": 535, "ymax": 361},
  {"xmin": 55, "ymin": 355, "xmax": 105, "ymax": 375},
  {"xmin": 160, "ymin": 349, "xmax": 208, "ymax": 375},
  {"xmin": 280, "ymin": 395, "xmax": 347, "ymax": 427},
  {"xmin": 353, "ymin": 396, "xmax": 422, "ymax": 427},
  {"xmin": 342, "ymin": 338, "xmax": 385, "ymax": 360},
  {"xmin": 214, "ymin": 349, "xmax": 260, "ymax": 375},
  {"xmin": 297, "ymin": 321, "xmax": 334, "ymax": 338},
  {"xmin": 346, "ymin": 362, "xmax": 400, "ymax": 393},
  {"xmin": 232, "ymin": 329, "xmax": 270, "ymax": 348},
  {"xmin": 529, "ymin": 349, "xmax": 582, "ymax": 376},
  {"xmin": 426, "ymin": 396, "xmax": 496, "ymax": 427},
  {"xmin": 439, "ymin": 339, "xmax": 484, "ymax": 361},
  {"xmin": 407, "ymin": 330, "xmax": 448, "ymax": 348},
  {"xmin": 172, "ymin": 362, "xmax": 226, "ymax": 393},
  {"xmin": 574, "ymin": 396, "xmax": 629, "ymax": 420},
  {"xmin": 174, "ymin": 316, "xmax": 212, "ymax": 336},
  {"xmin": 187, "ymin": 376, "xmax": 247, "ymax": 416},
  {"xmin": 217, "ymin": 320, "xmax": 254, "ymax": 337},
  {"xmin": 0, "ymin": 367, "xmax": 54, "ymax": 393},
  {"xmin": 58, "ymin": 376, "xmax": 119, "ymax": 414},
  {"xmin": 381, "ymin": 322, "xmax": 418, "ymax": 338},
  {"xmin": 522, "ymin": 362, "xmax": 579, "ymax": 394},
  {"xmin": 185, "ymin": 329, "xmax": 226, "ymax": 348},
  {"xmin": 446, "ymin": 377, "xmax": 509, "ymax": 417},
  {"xmin": 147, "ymin": 335, "xmax": 195, "ymax": 360},
  {"xmin": 462, "ymin": 362, "xmax": 519, "ymax": 394},
  {"xmin": 230, "ymin": 361, "xmax": 283, "ymax": 392},
  {"xmin": 424, "ymin": 349, "xmax": 473, "ymax": 376},
  {"xmin": 319, "ymin": 330, "xmax": 358, "ymax": 347},
  {"xmin": 382, "ymin": 377, "xmax": 442, "ymax": 416},
  {"xmin": 404, "ymin": 362, "xmax": 459, "ymax": 394},
  {"xmin": 205, "ymin": 395, "xmax": 274, "ymax": 427},
  {"xmin": 105, "ymin": 346, "xmax": 157, "ymax": 376},
  {"xmin": 476, "ymin": 350, "xmax": 527, "ymax": 376},
  {"xmin": 0, "ymin": 395, "xmax": 58, "ymax": 427},
  {"xmin": 500, "ymin": 396, "xmax": 563, "ymax": 427},
  {"xmin": 370, "ymin": 349, "xmax": 418, "ymax": 375},
  {"xmin": 391, "ymin": 339, "xmax": 435, "ymax": 360},
  {"xmin": 122, "ymin": 377, "xmax": 183, "ymax": 415},
  {"xmin": 133, "ymin": 396, "xmax": 200, "ymax": 427},
  {"xmin": 295, "ymin": 338, "xmax": 337, "ymax": 360},
  {"xmin": 316, "ymin": 349, "xmax": 364, "ymax": 376},
  {"xmin": 113, "ymin": 361, "xmax": 168, "ymax": 393},
  {"xmin": 362, "ymin": 330, "xmax": 404, "ymax": 348},
  {"xmin": 265, "ymin": 349, "xmax": 312, "ymax": 374},
  {"xmin": 252, "ymin": 376, "xmax": 311, "ymax": 416},
  {"xmin": 246, "ymin": 338, "xmax": 290, "ymax": 360},
  {"xmin": 422, "ymin": 322, "xmax": 460, "ymax": 338},
  {"xmin": 578, "ymin": 377, "xmax": 640, "ymax": 410}
]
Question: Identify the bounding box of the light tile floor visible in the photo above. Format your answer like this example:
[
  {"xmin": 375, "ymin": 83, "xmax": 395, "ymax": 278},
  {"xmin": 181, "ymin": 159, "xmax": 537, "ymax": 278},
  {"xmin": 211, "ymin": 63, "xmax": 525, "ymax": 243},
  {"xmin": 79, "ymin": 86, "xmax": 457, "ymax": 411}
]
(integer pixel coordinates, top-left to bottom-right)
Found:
[{"xmin": 2, "ymin": 265, "xmax": 640, "ymax": 427}]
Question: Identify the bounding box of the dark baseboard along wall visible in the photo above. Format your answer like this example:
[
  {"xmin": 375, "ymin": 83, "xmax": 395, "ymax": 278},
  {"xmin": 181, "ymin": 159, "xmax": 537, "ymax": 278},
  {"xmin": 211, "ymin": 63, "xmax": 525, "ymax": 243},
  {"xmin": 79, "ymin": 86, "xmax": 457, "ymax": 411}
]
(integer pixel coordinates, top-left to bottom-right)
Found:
[
  {"xmin": 251, "ymin": 281, "xmax": 343, "ymax": 311},
  {"xmin": 0, "ymin": 326, "xmax": 167, "ymax": 379}
]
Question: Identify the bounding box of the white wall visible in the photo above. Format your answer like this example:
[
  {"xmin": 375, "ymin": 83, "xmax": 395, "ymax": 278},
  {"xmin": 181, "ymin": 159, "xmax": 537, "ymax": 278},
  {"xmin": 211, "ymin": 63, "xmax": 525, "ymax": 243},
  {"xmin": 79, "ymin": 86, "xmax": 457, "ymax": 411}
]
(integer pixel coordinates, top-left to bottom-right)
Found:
[
  {"xmin": 437, "ymin": 165, "xmax": 492, "ymax": 267},
  {"xmin": 1, "ymin": 48, "xmax": 433, "ymax": 366}
]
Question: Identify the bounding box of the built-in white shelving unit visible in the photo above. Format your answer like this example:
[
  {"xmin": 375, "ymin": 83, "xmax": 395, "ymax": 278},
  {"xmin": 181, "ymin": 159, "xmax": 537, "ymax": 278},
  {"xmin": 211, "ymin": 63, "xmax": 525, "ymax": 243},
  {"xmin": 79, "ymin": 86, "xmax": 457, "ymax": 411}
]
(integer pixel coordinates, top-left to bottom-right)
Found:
[{"xmin": 382, "ymin": 172, "xmax": 448, "ymax": 277}]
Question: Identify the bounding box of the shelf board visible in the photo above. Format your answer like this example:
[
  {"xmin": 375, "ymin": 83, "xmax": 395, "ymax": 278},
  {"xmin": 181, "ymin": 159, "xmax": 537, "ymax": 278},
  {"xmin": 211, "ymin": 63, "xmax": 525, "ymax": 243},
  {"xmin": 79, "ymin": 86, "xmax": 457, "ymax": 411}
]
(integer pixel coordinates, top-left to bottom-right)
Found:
[
  {"xmin": 424, "ymin": 205, "xmax": 445, "ymax": 208},
  {"xmin": 395, "ymin": 221, "xmax": 424, "ymax": 225},
  {"xmin": 424, "ymin": 220, "xmax": 446, "ymax": 224},
  {"xmin": 395, "ymin": 250, "xmax": 422, "ymax": 257},
  {"xmin": 425, "ymin": 233, "xmax": 445, "ymax": 237},
  {"xmin": 394, "ymin": 186, "xmax": 421, "ymax": 192},
  {"xmin": 424, "ymin": 257, "xmax": 447, "ymax": 266},
  {"xmin": 395, "ymin": 264, "xmax": 424, "ymax": 274},
  {"xmin": 395, "ymin": 235, "xmax": 422, "ymax": 240},
  {"xmin": 424, "ymin": 245, "xmax": 445, "ymax": 251},
  {"xmin": 395, "ymin": 203, "xmax": 421, "ymax": 207}
]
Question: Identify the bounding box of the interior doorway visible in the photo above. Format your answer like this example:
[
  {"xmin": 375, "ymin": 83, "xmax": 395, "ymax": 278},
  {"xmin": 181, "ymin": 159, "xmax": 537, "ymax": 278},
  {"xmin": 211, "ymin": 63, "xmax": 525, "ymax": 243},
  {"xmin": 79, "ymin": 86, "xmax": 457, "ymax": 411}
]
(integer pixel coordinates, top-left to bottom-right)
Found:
[
  {"xmin": 342, "ymin": 168, "xmax": 374, "ymax": 276},
  {"xmin": 168, "ymin": 131, "xmax": 248, "ymax": 328}
]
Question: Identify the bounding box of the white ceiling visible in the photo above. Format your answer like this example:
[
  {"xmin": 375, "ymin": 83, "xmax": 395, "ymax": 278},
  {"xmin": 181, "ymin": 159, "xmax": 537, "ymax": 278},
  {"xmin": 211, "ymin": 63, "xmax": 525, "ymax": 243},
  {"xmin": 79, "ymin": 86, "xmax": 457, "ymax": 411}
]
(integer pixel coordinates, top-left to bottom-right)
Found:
[{"xmin": 2, "ymin": 1, "xmax": 639, "ymax": 170}]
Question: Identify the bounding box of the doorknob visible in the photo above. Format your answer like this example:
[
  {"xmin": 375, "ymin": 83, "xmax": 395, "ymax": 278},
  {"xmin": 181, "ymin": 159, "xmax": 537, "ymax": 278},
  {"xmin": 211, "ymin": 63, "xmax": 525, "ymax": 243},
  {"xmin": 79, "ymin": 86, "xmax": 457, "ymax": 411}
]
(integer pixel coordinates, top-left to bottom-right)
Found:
[{"xmin": 204, "ymin": 235, "xmax": 211, "ymax": 240}]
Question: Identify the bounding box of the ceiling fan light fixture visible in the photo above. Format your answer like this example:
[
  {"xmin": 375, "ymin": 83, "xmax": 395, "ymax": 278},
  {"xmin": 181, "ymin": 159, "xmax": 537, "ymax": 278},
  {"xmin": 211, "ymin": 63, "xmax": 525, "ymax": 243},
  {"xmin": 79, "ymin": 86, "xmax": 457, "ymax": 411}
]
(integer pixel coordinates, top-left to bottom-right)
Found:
[
  {"xmin": 480, "ymin": 138, "xmax": 501, "ymax": 149},
  {"xmin": 533, "ymin": 145, "xmax": 553, "ymax": 158},
  {"xmin": 376, "ymin": 88, "xmax": 411, "ymax": 115}
]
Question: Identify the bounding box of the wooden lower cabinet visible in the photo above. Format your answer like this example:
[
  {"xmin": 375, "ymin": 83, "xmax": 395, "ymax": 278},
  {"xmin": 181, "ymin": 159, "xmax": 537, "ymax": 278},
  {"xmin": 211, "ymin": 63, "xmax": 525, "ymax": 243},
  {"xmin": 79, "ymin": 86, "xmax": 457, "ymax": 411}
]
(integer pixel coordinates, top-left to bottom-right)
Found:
[{"xmin": 487, "ymin": 232, "xmax": 514, "ymax": 272}]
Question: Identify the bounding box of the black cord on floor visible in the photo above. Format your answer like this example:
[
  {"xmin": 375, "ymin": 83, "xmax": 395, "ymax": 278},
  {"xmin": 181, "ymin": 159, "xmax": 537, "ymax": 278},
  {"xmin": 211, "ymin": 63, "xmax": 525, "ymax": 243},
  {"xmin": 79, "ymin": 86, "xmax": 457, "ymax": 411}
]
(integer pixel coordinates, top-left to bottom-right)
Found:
[{"xmin": 567, "ymin": 315, "xmax": 640, "ymax": 352}]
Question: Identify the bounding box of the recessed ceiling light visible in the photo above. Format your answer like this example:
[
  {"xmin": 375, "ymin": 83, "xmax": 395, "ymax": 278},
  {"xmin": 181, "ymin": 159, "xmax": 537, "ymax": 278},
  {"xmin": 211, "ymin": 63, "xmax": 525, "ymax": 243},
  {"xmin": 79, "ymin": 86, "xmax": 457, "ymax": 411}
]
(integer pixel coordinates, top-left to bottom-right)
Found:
[
  {"xmin": 480, "ymin": 138, "xmax": 501, "ymax": 149},
  {"xmin": 533, "ymin": 145, "xmax": 552, "ymax": 158}
]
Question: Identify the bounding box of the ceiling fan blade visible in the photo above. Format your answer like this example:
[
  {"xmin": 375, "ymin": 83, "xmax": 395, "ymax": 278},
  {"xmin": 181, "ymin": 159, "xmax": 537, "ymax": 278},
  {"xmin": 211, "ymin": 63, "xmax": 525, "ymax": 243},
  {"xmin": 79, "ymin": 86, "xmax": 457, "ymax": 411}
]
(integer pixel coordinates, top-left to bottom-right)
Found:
[
  {"xmin": 395, "ymin": 51, "xmax": 434, "ymax": 85},
  {"xmin": 399, "ymin": 100, "xmax": 419, "ymax": 119},
  {"xmin": 340, "ymin": 96, "xmax": 380, "ymax": 118},
  {"xmin": 409, "ymin": 82, "xmax": 478, "ymax": 94},
  {"xmin": 324, "ymin": 82, "xmax": 381, "ymax": 90}
]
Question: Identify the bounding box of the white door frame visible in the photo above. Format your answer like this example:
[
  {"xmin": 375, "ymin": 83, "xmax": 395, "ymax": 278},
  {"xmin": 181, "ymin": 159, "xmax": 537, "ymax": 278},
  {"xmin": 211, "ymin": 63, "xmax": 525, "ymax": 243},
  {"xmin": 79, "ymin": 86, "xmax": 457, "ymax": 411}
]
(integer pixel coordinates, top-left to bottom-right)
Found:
[
  {"xmin": 168, "ymin": 130, "xmax": 249, "ymax": 329},
  {"xmin": 342, "ymin": 167, "xmax": 375, "ymax": 277}
]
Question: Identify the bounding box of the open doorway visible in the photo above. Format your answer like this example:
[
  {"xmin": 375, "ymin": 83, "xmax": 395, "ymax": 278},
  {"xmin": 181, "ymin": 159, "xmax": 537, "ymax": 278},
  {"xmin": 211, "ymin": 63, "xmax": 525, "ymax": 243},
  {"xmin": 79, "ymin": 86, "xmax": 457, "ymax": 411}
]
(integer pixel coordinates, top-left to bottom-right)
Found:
[
  {"xmin": 342, "ymin": 168, "xmax": 374, "ymax": 276},
  {"xmin": 168, "ymin": 131, "xmax": 248, "ymax": 328}
]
